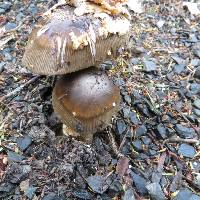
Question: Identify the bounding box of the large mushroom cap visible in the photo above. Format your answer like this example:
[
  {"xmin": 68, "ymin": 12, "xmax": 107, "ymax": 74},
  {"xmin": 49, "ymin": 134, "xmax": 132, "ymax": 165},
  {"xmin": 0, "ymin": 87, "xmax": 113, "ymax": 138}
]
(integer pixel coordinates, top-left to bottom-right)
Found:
[
  {"xmin": 52, "ymin": 67, "xmax": 120, "ymax": 142},
  {"xmin": 22, "ymin": 5, "xmax": 130, "ymax": 75}
]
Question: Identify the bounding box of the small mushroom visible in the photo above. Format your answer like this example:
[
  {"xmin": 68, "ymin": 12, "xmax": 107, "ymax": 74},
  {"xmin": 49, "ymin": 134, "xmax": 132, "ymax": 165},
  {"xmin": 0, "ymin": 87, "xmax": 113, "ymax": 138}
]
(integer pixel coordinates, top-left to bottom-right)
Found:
[
  {"xmin": 22, "ymin": 5, "xmax": 130, "ymax": 75},
  {"xmin": 52, "ymin": 67, "xmax": 120, "ymax": 143}
]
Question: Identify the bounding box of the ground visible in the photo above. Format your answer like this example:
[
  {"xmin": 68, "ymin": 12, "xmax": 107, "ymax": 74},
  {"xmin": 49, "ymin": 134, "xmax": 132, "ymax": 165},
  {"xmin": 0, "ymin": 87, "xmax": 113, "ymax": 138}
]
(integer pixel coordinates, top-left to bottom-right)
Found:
[{"xmin": 0, "ymin": 0, "xmax": 200, "ymax": 200}]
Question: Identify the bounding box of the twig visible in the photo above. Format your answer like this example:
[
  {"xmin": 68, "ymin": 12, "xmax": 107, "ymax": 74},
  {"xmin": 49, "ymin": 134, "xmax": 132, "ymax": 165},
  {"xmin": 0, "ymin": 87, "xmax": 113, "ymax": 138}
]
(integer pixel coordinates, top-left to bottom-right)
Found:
[
  {"xmin": 164, "ymin": 137, "xmax": 199, "ymax": 145},
  {"xmin": 0, "ymin": 76, "xmax": 39, "ymax": 102},
  {"xmin": 107, "ymin": 131, "xmax": 123, "ymax": 158}
]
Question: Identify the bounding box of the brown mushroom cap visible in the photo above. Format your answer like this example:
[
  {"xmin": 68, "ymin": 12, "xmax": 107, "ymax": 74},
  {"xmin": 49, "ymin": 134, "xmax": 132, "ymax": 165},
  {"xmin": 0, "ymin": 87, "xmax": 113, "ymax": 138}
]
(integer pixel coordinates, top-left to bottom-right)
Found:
[
  {"xmin": 22, "ymin": 5, "xmax": 130, "ymax": 75},
  {"xmin": 52, "ymin": 67, "xmax": 120, "ymax": 142}
]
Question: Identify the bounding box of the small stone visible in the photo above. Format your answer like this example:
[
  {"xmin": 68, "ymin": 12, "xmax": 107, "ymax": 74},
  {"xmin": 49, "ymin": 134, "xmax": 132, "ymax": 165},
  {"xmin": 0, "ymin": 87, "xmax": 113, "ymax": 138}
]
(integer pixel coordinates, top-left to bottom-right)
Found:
[
  {"xmin": 173, "ymin": 188, "xmax": 196, "ymax": 200},
  {"xmin": 191, "ymin": 59, "xmax": 200, "ymax": 67},
  {"xmin": 28, "ymin": 4, "xmax": 38, "ymax": 15},
  {"xmin": 132, "ymin": 140, "xmax": 143, "ymax": 152},
  {"xmin": 131, "ymin": 90, "xmax": 141, "ymax": 99},
  {"xmin": 16, "ymin": 12, "xmax": 24, "ymax": 22},
  {"xmin": 24, "ymin": 186, "xmax": 37, "ymax": 199},
  {"xmin": 190, "ymin": 83, "xmax": 200, "ymax": 95},
  {"xmin": 146, "ymin": 182, "xmax": 166, "ymax": 200},
  {"xmin": 142, "ymin": 137, "xmax": 151, "ymax": 145},
  {"xmin": 5, "ymin": 22, "xmax": 17, "ymax": 31},
  {"xmin": 157, "ymin": 19, "xmax": 165, "ymax": 29},
  {"xmin": 7, "ymin": 151, "xmax": 25, "ymax": 162},
  {"xmin": 175, "ymin": 124, "xmax": 195, "ymax": 139},
  {"xmin": 194, "ymin": 66, "xmax": 200, "ymax": 79},
  {"xmin": 86, "ymin": 175, "xmax": 108, "ymax": 194},
  {"xmin": 130, "ymin": 171, "xmax": 148, "ymax": 195},
  {"xmin": 4, "ymin": 52, "xmax": 13, "ymax": 61},
  {"xmin": 178, "ymin": 144, "xmax": 196, "ymax": 158},
  {"xmin": 173, "ymin": 64, "xmax": 185, "ymax": 74},
  {"xmin": 0, "ymin": 2, "xmax": 12, "ymax": 10},
  {"xmin": 194, "ymin": 109, "xmax": 200, "ymax": 116},
  {"xmin": 116, "ymin": 120, "xmax": 126, "ymax": 135},
  {"xmin": 123, "ymin": 188, "xmax": 135, "ymax": 200},
  {"xmin": 156, "ymin": 124, "xmax": 167, "ymax": 139},
  {"xmin": 124, "ymin": 94, "xmax": 132, "ymax": 104},
  {"xmin": 73, "ymin": 190, "xmax": 93, "ymax": 200},
  {"xmin": 0, "ymin": 8, "xmax": 5, "ymax": 14},
  {"xmin": 129, "ymin": 111, "xmax": 140, "ymax": 125},
  {"xmin": 122, "ymin": 107, "xmax": 130, "ymax": 118},
  {"xmin": 17, "ymin": 135, "xmax": 32, "ymax": 151},
  {"xmin": 43, "ymin": 193, "xmax": 63, "ymax": 200},
  {"xmin": 143, "ymin": 60, "xmax": 157, "ymax": 72},
  {"xmin": 0, "ymin": 182, "xmax": 14, "ymax": 193},
  {"xmin": 135, "ymin": 125, "xmax": 147, "ymax": 137},
  {"xmin": 193, "ymin": 99, "xmax": 200, "ymax": 109},
  {"xmin": 171, "ymin": 55, "xmax": 187, "ymax": 65}
]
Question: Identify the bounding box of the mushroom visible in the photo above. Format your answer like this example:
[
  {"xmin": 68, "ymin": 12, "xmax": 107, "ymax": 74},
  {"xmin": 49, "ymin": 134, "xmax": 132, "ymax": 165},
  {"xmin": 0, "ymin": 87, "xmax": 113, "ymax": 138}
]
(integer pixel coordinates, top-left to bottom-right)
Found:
[
  {"xmin": 22, "ymin": 4, "xmax": 130, "ymax": 75},
  {"xmin": 52, "ymin": 67, "xmax": 120, "ymax": 143}
]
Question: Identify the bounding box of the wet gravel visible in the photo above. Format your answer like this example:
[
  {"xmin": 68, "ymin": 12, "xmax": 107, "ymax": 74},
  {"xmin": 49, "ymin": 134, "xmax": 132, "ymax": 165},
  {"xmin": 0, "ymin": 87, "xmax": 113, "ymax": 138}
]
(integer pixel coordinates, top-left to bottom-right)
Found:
[{"xmin": 0, "ymin": 0, "xmax": 200, "ymax": 199}]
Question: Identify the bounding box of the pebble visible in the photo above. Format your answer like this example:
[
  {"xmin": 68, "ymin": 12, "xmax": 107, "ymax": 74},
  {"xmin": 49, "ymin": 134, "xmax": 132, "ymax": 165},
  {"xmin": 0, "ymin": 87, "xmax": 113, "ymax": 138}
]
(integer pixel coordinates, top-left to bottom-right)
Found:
[
  {"xmin": 157, "ymin": 19, "xmax": 165, "ymax": 29},
  {"xmin": 0, "ymin": 8, "xmax": 5, "ymax": 14},
  {"xmin": 86, "ymin": 175, "xmax": 108, "ymax": 194},
  {"xmin": 28, "ymin": 3, "xmax": 38, "ymax": 15},
  {"xmin": 122, "ymin": 107, "xmax": 130, "ymax": 118},
  {"xmin": 17, "ymin": 135, "xmax": 32, "ymax": 151},
  {"xmin": 7, "ymin": 151, "xmax": 25, "ymax": 162},
  {"xmin": 0, "ymin": 182, "xmax": 14, "ymax": 193},
  {"xmin": 72, "ymin": 190, "xmax": 92, "ymax": 200},
  {"xmin": 0, "ymin": 2, "xmax": 12, "ymax": 10},
  {"xmin": 194, "ymin": 66, "xmax": 200, "ymax": 79},
  {"xmin": 142, "ymin": 137, "xmax": 151, "ymax": 145},
  {"xmin": 42, "ymin": 193, "xmax": 64, "ymax": 200},
  {"xmin": 124, "ymin": 94, "xmax": 132, "ymax": 104},
  {"xmin": 194, "ymin": 109, "xmax": 200, "ymax": 116},
  {"xmin": 123, "ymin": 188, "xmax": 135, "ymax": 200},
  {"xmin": 173, "ymin": 64, "xmax": 185, "ymax": 74},
  {"xmin": 129, "ymin": 111, "xmax": 140, "ymax": 125},
  {"xmin": 178, "ymin": 144, "xmax": 196, "ymax": 158},
  {"xmin": 116, "ymin": 120, "xmax": 127, "ymax": 135},
  {"xmin": 171, "ymin": 55, "xmax": 187, "ymax": 65},
  {"xmin": 191, "ymin": 59, "xmax": 200, "ymax": 67},
  {"xmin": 175, "ymin": 124, "xmax": 195, "ymax": 138},
  {"xmin": 143, "ymin": 60, "xmax": 157, "ymax": 72},
  {"xmin": 146, "ymin": 182, "xmax": 166, "ymax": 200},
  {"xmin": 24, "ymin": 186, "xmax": 37, "ymax": 199},
  {"xmin": 16, "ymin": 12, "xmax": 24, "ymax": 22},
  {"xmin": 135, "ymin": 125, "xmax": 147, "ymax": 137},
  {"xmin": 156, "ymin": 124, "xmax": 167, "ymax": 139},
  {"xmin": 5, "ymin": 22, "xmax": 17, "ymax": 31},
  {"xmin": 130, "ymin": 171, "xmax": 148, "ymax": 195},
  {"xmin": 132, "ymin": 140, "xmax": 143, "ymax": 152},
  {"xmin": 173, "ymin": 188, "xmax": 200, "ymax": 200},
  {"xmin": 193, "ymin": 99, "xmax": 200, "ymax": 109},
  {"xmin": 190, "ymin": 83, "xmax": 200, "ymax": 95}
]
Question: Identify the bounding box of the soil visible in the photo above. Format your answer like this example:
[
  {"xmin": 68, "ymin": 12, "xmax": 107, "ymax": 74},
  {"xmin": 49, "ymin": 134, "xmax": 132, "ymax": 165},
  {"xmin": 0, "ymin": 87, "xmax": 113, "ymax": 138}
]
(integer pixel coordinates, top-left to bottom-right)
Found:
[{"xmin": 0, "ymin": 0, "xmax": 200, "ymax": 199}]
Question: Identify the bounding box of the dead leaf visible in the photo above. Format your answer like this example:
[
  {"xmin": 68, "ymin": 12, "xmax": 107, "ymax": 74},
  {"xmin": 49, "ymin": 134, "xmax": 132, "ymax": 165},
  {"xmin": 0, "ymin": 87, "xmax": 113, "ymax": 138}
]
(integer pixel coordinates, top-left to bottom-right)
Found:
[{"xmin": 116, "ymin": 156, "xmax": 129, "ymax": 178}]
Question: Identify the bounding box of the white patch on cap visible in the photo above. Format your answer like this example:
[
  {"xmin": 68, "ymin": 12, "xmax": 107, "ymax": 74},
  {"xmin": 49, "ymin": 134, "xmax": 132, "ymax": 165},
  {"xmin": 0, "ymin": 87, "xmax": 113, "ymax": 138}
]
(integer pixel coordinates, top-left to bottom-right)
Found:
[
  {"xmin": 37, "ymin": 26, "xmax": 49, "ymax": 37},
  {"xmin": 72, "ymin": 112, "xmax": 76, "ymax": 116},
  {"xmin": 113, "ymin": 102, "xmax": 116, "ymax": 107},
  {"xmin": 61, "ymin": 37, "xmax": 67, "ymax": 64}
]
